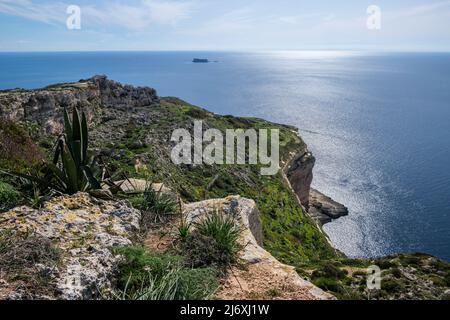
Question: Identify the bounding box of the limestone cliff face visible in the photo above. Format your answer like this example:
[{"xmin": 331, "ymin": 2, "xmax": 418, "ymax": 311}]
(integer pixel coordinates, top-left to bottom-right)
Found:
[
  {"xmin": 283, "ymin": 147, "xmax": 348, "ymax": 224},
  {"xmin": 0, "ymin": 76, "xmax": 158, "ymax": 134},
  {"xmin": 283, "ymin": 151, "xmax": 315, "ymax": 209}
]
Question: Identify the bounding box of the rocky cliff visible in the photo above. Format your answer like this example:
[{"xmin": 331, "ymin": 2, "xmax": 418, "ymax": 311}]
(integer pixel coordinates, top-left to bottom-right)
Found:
[
  {"xmin": 283, "ymin": 148, "xmax": 348, "ymax": 225},
  {"xmin": 0, "ymin": 75, "xmax": 158, "ymax": 134},
  {"xmin": 0, "ymin": 76, "xmax": 337, "ymax": 300},
  {"xmin": 2, "ymin": 76, "xmax": 448, "ymax": 300},
  {"xmin": 0, "ymin": 76, "xmax": 346, "ymax": 226}
]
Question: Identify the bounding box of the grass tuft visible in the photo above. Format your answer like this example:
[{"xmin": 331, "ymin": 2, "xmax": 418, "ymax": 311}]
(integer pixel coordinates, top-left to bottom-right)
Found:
[
  {"xmin": 181, "ymin": 208, "xmax": 242, "ymax": 269},
  {"xmin": 110, "ymin": 246, "xmax": 219, "ymax": 300}
]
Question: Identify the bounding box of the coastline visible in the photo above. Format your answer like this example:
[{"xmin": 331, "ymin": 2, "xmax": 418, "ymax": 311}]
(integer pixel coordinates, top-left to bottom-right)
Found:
[
  {"xmin": 1, "ymin": 76, "xmax": 449, "ymax": 300},
  {"xmin": 282, "ymin": 141, "xmax": 349, "ymax": 227}
]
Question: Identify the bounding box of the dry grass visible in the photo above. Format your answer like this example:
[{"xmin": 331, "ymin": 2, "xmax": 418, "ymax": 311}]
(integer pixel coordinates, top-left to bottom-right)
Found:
[{"xmin": 0, "ymin": 231, "xmax": 61, "ymax": 299}]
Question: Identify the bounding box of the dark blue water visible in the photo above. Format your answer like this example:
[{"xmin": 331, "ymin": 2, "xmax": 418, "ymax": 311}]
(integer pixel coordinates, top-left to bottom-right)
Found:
[{"xmin": 1, "ymin": 51, "xmax": 449, "ymax": 261}]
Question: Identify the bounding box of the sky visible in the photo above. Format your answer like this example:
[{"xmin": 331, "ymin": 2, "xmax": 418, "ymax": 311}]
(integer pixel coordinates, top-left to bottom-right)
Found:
[{"xmin": 0, "ymin": 0, "xmax": 450, "ymax": 51}]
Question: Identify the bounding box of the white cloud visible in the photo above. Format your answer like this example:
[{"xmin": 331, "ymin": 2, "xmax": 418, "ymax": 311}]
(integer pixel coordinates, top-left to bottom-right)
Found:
[
  {"xmin": 178, "ymin": 7, "xmax": 258, "ymax": 37},
  {"xmin": 146, "ymin": 0, "xmax": 192, "ymax": 25},
  {"xmin": 0, "ymin": 0, "xmax": 66, "ymax": 25},
  {"xmin": 396, "ymin": 0, "xmax": 450, "ymax": 17},
  {"xmin": 0, "ymin": 0, "xmax": 193, "ymax": 30}
]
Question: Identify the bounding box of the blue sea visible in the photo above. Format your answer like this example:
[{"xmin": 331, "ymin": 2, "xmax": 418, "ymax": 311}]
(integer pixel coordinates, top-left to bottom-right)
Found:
[{"xmin": 1, "ymin": 51, "xmax": 449, "ymax": 261}]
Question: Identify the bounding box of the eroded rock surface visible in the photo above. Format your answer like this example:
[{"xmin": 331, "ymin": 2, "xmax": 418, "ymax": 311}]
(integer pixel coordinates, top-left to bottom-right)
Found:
[
  {"xmin": 183, "ymin": 196, "xmax": 335, "ymax": 300},
  {"xmin": 309, "ymin": 189, "xmax": 349, "ymax": 224},
  {"xmin": 0, "ymin": 75, "xmax": 158, "ymax": 134},
  {"xmin": 0, "ymin": 193, "xmax": 140, "ymax": 300},
  {"xmin": 284, "ymin": 150, "xmax": 348, "ymax": 225},
  {"xmin": 284, "ymin": 151, "xmax": 315, "ymax": 208}
]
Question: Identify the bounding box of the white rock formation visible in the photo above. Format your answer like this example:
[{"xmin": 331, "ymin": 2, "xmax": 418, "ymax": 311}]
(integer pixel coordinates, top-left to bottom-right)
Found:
[
  {"xmin": 0, "ymin": 193, "xmax": 140, "ymax": 299},
  {"xmin": 183, "ymin": 196, "xmax": 335, "ymax": 300}
]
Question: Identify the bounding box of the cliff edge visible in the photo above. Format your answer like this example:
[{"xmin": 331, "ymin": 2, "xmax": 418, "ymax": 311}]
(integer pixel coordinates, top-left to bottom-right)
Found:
[{"xmin": 1, "ymin": 76, "xmax": 448, "ymax": 300}]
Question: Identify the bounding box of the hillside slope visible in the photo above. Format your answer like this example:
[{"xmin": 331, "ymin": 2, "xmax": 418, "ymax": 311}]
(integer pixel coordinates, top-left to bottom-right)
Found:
[{"xmin": 1, "ymin": 76, "xmax": 448, "ymax": 300}]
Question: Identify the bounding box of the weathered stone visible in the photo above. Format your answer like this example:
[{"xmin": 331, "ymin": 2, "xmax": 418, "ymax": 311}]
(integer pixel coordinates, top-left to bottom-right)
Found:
[
  {"xmin": 0, "ymin": 75, "xmax": 158, "ymax": 135},
  {"xmin": 284, "ymin": 149, "xmax": 348, "ymax": 225},
  {"xmin": 308, "ymin": 189, "xmax": 349, "ymax": 224},
  {"xmin": 0, "ymin": 193, "xmax": 141, "ymax": 300},
  {"xmin": 182, "ymin": 196, "xmax": 335, "ymax": 300},
  {"xmin": 284, "ymin": 151, "xmax": 315, "ymax": 208}
]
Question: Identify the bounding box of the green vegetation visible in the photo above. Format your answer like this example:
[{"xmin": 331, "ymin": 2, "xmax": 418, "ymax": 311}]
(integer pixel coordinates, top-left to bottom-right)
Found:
[
  {"xmin": 181, "ymin": 208, "xmax": 242, "ymax": 269},
  {"xmin": 112, "ymin": 98, "xmax": 339, "ymax": 269},
  {"xmin": 6, "ymin": 108, "xmax": 101, "ymax": 195},
  {"xmin": 110, "ymin": 246, "xmax": 219, "ymax": 300},
  {"xmin": 308, "ymin": 254, "xmax": 450, "ymax": 300},
  {"xmin": 46, "ymin": 107, "xmax": 101, "ymax": 194},
  {"xmin": 176, "ymin": 217, "xmax": 191, "ymax": 240},
  {"xmin": 0, "ymin": 118, "xmax": 43, "ymax": 174},
  {"xmin": 3, "ymin": 83, "xmax": 449, "ymax": 301},
  {"xmin": 139, "ymin": 183, "xmax": 177, "ymax": 216},
  {"xmin": 0, "ymin": 181, "xmax": 21, "ymax": 211},
  {"xmin": 137, "ymin": 182, "xmax": 178, "ymax": 225},
  {"xmin": 111, "ymin": 206, "xmax": 243, "ymax": 300}
]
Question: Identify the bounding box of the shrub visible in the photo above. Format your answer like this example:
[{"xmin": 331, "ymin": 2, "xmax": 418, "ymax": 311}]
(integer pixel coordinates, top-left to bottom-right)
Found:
[
  {"xmin": 112, "ymin": 246, "xmax": 219, "ymax": 300},
  {"xmin": 340, "ymin": 258, "xmax": 369, "ymax": 268},
  {"xmin": 195, "ymin": 209, "xmax": 241, "ymax": 255},
  {"xmin": 181, "ymin": 209, "xmax": 242, "ymax": 269},
  {"xmin": 374, "ymin": 258, "xmax": 396, "ymax": 269},
  {"xmin": 182, "ymin": 232, "xmax": 228, "ymax": 268},
  {"xmin": 400, "ymin": 255, "xmax": 422, "ymax": 266},
  {"xmin": 0, "ymin": 118, "xmax": 43, "ymax": 173},
  {"xmin": 312, "ymin": 262, "xmax": 348, "ymax": 280},
  {"xmin": 352, "ymin": 270, "xmax": 367, "ymax": 277},
  {"xmin": 429, "ymin": 275, "xmax": 446, "ymax": 287},
  {"xmin": 382, "ymin": 279, "xmax": 403, "ymax": 293},
  {"xmin": 313, "ymin": 277, "xmax": 342, "ymax": 292},
  {"xmin": 390, "ymin": 267, "xmax": 402, "ymax": 279},
  {"xmin": 0, "ymin": 181, "xmax": 21, "ymax": 211}
]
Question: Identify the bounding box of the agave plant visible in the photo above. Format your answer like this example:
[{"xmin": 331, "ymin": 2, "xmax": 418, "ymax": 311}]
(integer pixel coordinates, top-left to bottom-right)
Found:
[
  {"xmin": 48, "ymin": 107, "xmax": 101, "ymax": 194},
  {"xmin": 2, "ymin": 108, "xmax": 101, "ymax": 195}
]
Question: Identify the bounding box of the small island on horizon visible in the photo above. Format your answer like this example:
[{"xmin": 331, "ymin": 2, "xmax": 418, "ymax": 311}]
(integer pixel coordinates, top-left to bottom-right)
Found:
[{"xmin": 193, "ymin": 58, "xmax": 210, "ymax": 63}]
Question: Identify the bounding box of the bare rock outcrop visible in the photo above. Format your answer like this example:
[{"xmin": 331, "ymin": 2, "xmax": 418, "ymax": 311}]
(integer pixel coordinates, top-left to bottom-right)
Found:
[
  {"xmin": 284, "ymin": 151, "xmax": 315, "ymax": 208},
  {"xmin": 309, "ymin": 189, "xmax": 348, "ymax": 224},
  {"xmin": 284, "ymin": 149, "xmax": 348, "ymax": 225},
  {"xmin": 0, "ymin": 193, "xmax": 141, "ymax": 300},
  {"xmin": 183, "ymin": 196, "xmax": 335, "ymax": 300},
  {"xmin": 0, "ymin": 75, "xmax": 158, "ymax": 134}
]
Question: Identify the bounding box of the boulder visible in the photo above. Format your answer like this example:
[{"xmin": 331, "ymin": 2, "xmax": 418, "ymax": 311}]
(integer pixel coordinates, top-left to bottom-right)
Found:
[
  {"xmin": 0, "ymin": 193, "xmax": 140, "ymax": 300},
  {"xmin": 182, "ymin": 196, "xmax": 335, "ymax": 300}
]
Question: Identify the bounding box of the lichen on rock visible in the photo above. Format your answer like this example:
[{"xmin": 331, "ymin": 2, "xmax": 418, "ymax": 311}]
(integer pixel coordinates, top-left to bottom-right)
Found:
[{"xmin": 0, "ymin": 193, "xmax": 141, "ymax": 300}]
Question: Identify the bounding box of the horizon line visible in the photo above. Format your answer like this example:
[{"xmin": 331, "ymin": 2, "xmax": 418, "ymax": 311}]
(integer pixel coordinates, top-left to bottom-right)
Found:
[{"xmin": 1, "ymin": 49, "xmax": 450, "ymax": 54}]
